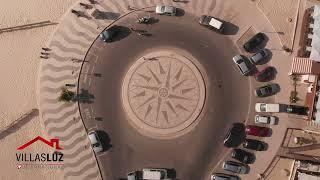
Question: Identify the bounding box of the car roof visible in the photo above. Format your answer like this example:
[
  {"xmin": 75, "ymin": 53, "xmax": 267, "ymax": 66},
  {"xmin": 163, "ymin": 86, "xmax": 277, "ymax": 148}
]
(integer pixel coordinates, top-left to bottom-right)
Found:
[
  {"xmin": 209, "ymin": 18, "xmax": 223, "ymax": 29},
  {"xmin": 88, "ymin": 131, "xmax": 98, "ymax": 144}
]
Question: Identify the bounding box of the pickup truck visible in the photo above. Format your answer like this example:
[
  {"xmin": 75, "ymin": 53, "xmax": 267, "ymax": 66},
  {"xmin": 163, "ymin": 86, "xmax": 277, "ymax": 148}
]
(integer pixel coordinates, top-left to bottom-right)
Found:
[{"xmin": 255, "ymin": 103, "xmax": 280, "ymax": 112}]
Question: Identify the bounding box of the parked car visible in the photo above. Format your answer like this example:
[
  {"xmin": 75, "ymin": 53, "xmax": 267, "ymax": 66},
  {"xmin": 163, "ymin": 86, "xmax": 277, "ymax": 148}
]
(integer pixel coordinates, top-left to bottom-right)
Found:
[
  {"xmin": 199, "ymin": 15, "xmax": 224, "ymax": 33},
  {"xmin": 250, "ymin": 49, "xmax": 269, "ymax": 64},
  {"xmin": 224, "ymin": 123, "xmax": 245, "ymax": 148},
  {"xmin": 255, "ymin": 115, "xmax": 276, "ymax": 125},
  {"xmin": 255, "ymin": 66, "xmax": 274, "ymax": 82},
  {"xmin": 222, "ymin": 161, "xmax": 249, "ymax": 174},
  {"xmin": 245, "ymin": 125, "xmax": 270, "ymax": 137},
  {"xmin": 232, "ymin": 55, "xmax": 254, "ymax": 75},
  {"xmin": 88, "ymin": 131, "xmax": 103, "ymax": 153},
  {"xmin": 243, "ymin": 139, "xmax": 267, "ymax": 151},
  {"xmin": 142, "ymin": 168, "xmax": 168, "ymax": 179},
  {"xmin": 231, "ymin": 148, "xmax": 255, "ymax": 164},
  {"xmin": 243, "ymin": 32, "xmax": 266, "ymax": 52},
  {"xmin": 211, "ymin": 173, "xmax": 240, "ymax": 180},
  {"xmin": 255, "ymin": 103, "xmax": 280, "ymax": 112},
  {"xmin": 127, "ymin": 171, "xmax": 142, "ymax": 180},
  {"xmin": 255, "ymin": 84, "xmax": 279, "ymax": 97},
  {"xmin": 286, "ymin": 105, "xmax": 309, "ymax": 115},
  {"xmin": 99, "ymin": 25, "xmax": 119, "ymax": 42},
  {"xmin": 155, "ymin": 5, "xmax": 176, "ymax": 16}
]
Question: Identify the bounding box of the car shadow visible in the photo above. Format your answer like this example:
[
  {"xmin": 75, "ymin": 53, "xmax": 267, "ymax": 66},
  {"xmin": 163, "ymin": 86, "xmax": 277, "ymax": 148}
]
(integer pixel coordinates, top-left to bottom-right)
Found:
[
  {"xmin": 245, "ymin": 164, "xmax": 251, "ymax": 174},
  {"xmin": 175, "ymin": 8, "xmax": 185, "ymax": 17},
  {"xmin": 222, "ymin": 21, "xmax": 239, "ymax": 35},
  {"xmin": 111, "ymin": 25, "xmax": 131, "ymax": 42},
  {"xmin": 255, "ymin": 48, "xmax": 273, "ymax": 65},
  {"xmin": 273, "ymin": 116, "xmax": 280, "ymax": 125},
  {"xmin": 248, "ymin": 153, "xmax": 256, "ymax": 164},
  {"xmin": 167, "ymin": 168, "xmax": 177, "ymax": 178},
  {"xmin": 147, "ymin": 17, "xmax": 160, "ymax": 25},
  {"xmin": 96, "ymin": 130, "xmax": 112, "ymax": 151},
  {"xmin": 262, "ymin": 142, "xmax": 269, "ymax": 151}
]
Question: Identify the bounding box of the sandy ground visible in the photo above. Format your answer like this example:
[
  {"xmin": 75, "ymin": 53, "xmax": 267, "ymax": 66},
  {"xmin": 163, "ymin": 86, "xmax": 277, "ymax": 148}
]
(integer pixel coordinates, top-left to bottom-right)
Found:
[
  {"xmin": 0, "ymin": 0, "xmax": 77, "ymax": 179},
  {"xmin": 258, "ymin": 0, "xmax": 300, "ymax": 49}
]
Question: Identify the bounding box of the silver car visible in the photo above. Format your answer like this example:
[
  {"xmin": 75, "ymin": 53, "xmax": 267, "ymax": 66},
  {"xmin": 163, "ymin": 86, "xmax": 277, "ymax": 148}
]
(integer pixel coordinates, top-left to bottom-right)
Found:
[
  {"xmin": 232, "ymin": 55, "xmax": 253, "ymax": 75},
  {"xmin": 211, "ymin": 173, "xmax": 240, "ymax": 180},
  {"xmin": 250, "ymin": 49, "xmax": 269, "ymax": 64},
  {"xmin": 155, "ymin": 5, "xmax": 176, "ymax": 16},
  {"xmin": 222, "ymin": 161, "xmax": 248, "ymax": 174},
  {"xmin": 88, "ymin": 131, "xmax": 103, "ymax": 153}
]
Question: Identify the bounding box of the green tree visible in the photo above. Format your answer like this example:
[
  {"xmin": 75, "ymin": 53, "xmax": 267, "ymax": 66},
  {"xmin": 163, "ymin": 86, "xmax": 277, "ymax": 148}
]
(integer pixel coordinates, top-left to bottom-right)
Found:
[{"xmin": 58, "ymin": 88, "xmax": 75, "ymax": 102}]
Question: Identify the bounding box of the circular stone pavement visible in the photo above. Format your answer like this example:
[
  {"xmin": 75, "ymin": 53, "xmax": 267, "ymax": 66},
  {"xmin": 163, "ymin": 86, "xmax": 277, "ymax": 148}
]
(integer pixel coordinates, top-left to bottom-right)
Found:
[{"xmin": 122, "ymin": 50, "xmax": 206, "ymax": 139}]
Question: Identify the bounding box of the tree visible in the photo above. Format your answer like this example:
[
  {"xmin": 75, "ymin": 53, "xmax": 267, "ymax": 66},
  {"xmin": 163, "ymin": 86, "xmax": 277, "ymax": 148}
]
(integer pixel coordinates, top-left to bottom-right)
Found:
[{"xmin": 58, "ymin": 88, "xmax": 75, "ymax": 102}]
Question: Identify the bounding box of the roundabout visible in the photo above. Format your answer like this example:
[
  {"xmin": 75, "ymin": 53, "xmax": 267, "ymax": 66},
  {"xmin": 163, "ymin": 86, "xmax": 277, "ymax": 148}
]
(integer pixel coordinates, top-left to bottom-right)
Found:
[
  {"xmin": 79, "ymin": 7, "xmax": 251, "ymax": 179},
  {"xmin": 122, "ymin": 50, "xmax": 206, "ymax": 138}
]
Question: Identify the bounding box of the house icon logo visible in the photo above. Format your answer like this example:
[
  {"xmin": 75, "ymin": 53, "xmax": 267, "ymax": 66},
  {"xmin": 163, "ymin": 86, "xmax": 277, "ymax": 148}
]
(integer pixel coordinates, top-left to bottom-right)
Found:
[{"xmin": 17, "ymin": 136, "xmax": 63, "ymax": 150}]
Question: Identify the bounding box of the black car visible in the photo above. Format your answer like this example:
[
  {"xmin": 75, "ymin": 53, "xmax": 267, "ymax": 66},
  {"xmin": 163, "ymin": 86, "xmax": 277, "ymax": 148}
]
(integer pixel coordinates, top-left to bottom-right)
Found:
[
  {"xmin": 286, "ymin": 105, "xmax": 309, "ymax": 115},
  {"xmin": 99, "ymin": 25, "xmax": 119, "ymax": 42},
  {"xmin": 243, "ymin": 33, "xmax": 266, "ymax": 52},
  {"xmin": 255, "ymin": 84, "xmax": 279, "ymax": 97},
  {"xmin": 231, "ymin": 149, "xmax": 255, "ymax": 164},
  {"xmin": 243, "ymin": 139, "xmax": 267, "ymax": 151},
  {"xmin": 223, "ymin": 123, "xmax": 245, "ymax": 148}
]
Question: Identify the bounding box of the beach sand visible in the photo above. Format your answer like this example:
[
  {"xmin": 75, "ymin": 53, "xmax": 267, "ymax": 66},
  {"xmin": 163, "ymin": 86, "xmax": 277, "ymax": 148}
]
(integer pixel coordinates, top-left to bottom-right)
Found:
[{"xmin": 0, "ymin": 0, "xmax": 78, "ymax": 179}]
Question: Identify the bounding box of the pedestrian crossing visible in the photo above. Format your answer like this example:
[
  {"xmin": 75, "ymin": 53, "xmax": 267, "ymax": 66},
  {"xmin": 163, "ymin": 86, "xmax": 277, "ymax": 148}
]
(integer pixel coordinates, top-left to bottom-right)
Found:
[{"xmin": 38, "ymin": 0, "xmax": 220, "ymax": 179}]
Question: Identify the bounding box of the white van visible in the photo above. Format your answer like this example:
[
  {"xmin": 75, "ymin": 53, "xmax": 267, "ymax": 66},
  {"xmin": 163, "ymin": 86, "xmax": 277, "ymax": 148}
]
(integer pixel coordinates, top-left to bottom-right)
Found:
[
  {"xmin": 255, "ymin": 103, "xmax": 280, "ymax": 112},
  {"xmin": 142, "ymin": 168, "xmax": 168, "ymax": 180}
]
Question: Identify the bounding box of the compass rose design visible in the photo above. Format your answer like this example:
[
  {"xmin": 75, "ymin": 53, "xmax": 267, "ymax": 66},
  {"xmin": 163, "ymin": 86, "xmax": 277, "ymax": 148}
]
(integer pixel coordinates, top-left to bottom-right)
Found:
[{"xmin": 123, "ymin": 54, "xmax": 205, "ymax": 131}]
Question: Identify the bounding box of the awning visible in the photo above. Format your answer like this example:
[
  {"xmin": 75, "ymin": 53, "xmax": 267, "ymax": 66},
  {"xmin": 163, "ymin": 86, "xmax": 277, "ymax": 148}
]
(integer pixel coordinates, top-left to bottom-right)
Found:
[{"xmin": 291, "ymin": 57, "xmax": 313, "ymax": 74}]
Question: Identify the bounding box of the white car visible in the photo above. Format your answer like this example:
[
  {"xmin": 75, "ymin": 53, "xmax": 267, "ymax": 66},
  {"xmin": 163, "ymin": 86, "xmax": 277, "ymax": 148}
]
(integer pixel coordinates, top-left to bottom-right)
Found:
[
  {"xmin": 142, "ymin": 168, "xmax": 168, "ymax": 179},
  {"xmin": 255, "ymin": 103, "xmax": 280, "ymax": 112},
  {"xmin": 155, "ymin": 5, "xmax": 176, "ymax": 16},
  {"xmin": 232, "ymin": 55, "xmax": 254, "ymax": 76},
  {"xmin": 199, "ymin": 15, "xmax": 224, "ymax": 33},
  {"xmin": 255, "ymin": 115, "xmax": 276, "ymax": 125},
  {"xmin": 88, "ymin": 131, "xmax": 103, "ymax": 153}
]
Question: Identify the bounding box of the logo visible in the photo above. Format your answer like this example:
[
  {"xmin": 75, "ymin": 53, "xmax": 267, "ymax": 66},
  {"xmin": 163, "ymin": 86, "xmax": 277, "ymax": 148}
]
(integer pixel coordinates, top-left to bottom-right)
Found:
[
  {"xmin": 17, "ymin": 136, "xmax": 62, "ymax": 150},
  {"xmin": 15, "ymin": 136, "xmax": 64, "ymax": 169}
]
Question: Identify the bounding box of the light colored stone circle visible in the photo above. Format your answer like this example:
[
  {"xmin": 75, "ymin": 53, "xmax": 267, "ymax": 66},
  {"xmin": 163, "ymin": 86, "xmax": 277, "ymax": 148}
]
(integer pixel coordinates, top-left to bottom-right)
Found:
[{"xmin": 122, "ymin": 50, "xmax": 206, "ymax": 138}]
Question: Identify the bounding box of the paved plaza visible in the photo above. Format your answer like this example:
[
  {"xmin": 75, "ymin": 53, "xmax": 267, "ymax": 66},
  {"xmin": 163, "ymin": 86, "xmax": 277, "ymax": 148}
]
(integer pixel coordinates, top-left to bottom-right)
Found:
[{"xmin": 36, "ymin": 0, "xmax": 318, "ymax": 180}]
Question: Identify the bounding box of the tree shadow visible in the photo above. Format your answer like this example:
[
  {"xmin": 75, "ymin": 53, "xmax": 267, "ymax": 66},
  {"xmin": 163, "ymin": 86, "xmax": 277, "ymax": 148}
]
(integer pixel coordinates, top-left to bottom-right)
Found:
[
  {"xmin": 75, "ymin": 89, "xmax": 95, "ymax": 103},
  {"xmin": 96, "ymin": 130, "xmax": 112, "ymax": 151},
  {"xmin": 0, "ymin": 109, "xmax": 39, "ymax": 140},
  {"xmin": 92, "ymin": 9, "xmax": 120, "ymax": 20}
]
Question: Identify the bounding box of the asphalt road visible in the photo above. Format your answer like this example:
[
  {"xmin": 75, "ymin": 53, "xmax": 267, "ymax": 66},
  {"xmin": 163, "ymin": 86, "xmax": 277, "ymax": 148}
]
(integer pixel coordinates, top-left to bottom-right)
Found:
[{"xmin": 80, "ymin": 10, "xmax": 251, "ymax": 180}]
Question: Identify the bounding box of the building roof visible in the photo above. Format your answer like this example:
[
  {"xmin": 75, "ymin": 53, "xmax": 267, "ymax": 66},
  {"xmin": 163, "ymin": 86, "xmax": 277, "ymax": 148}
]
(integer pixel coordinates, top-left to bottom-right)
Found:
[
  {"xmin": 310, "ymin": 5, "xmax": 320, "ymax": 61},
  {"xmin": 298, "ymin": 172, "xmax": 320, "ymax": 180}
]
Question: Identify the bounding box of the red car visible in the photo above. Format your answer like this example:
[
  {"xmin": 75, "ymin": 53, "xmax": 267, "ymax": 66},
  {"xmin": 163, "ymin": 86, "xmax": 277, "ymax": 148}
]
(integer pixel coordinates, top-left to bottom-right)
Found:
[
  {"xmin": 245, "ymin": 125, "xmax": 270, "ymax": 137},
  {"xmin": 255, "ymin": 66, "xmax": 275, "ymax": 82}
]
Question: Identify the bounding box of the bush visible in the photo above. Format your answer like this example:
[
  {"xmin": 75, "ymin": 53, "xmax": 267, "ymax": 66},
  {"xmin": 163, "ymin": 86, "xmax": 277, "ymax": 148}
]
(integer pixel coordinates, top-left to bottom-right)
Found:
[{"xmin": 58, "ymin": 88, "xmax": 75, "ymax": 102}]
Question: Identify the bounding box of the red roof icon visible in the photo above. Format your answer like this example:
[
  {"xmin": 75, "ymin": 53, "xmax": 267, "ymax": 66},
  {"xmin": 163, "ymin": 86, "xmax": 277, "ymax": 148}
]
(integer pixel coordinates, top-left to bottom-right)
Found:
[{"xmin": 17, "ymin": 136, "xmax": 63, "ymax": 150}]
